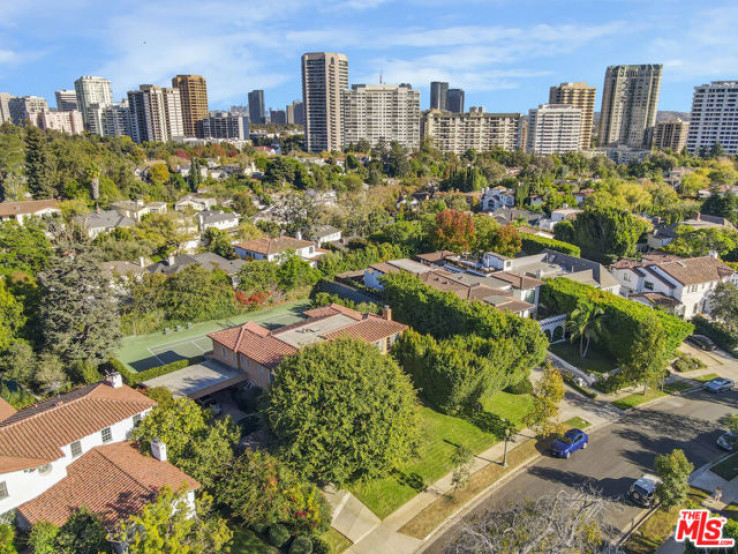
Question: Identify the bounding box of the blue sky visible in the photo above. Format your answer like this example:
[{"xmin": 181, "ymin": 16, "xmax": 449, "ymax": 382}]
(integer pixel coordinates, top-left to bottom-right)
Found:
[{"xmin": 1, "ymin": 0, "xmax": 736, "ymax": 114}]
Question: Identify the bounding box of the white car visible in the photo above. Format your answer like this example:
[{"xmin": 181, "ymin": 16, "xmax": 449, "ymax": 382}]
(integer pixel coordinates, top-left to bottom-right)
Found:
[{"xmin": 629, "ymin": 473, "xmax": 661, "ymax": 507}]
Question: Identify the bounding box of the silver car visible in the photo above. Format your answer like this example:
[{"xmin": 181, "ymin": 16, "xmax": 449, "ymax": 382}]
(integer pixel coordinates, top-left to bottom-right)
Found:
[{"xmin": 717, "ymin": 431, "xmax": 737, "ymax": 451}]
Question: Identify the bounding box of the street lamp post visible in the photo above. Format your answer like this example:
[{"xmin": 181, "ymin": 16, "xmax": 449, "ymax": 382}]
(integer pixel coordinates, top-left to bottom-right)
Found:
[{"xmin": 502, "ymin": 424, "xmax": 511, "ymax": 467}]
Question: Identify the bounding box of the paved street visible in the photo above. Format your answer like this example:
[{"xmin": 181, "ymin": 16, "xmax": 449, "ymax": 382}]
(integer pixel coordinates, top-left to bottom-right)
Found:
[{"xmin": 423, "ymin": 388, "xmax": 738, "ymax": 553}]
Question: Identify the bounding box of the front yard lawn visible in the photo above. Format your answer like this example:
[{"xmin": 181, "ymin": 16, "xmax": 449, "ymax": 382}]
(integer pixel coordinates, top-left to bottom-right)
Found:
[
  {"xmin": 692, "ymin": 372, "xmax": 720, "ymax": 383},
  {"xmin": 323, "ymin": 529, "xmax": 352, "ymax": 553},
  {"xmin": 564, "ymin": 416, "xmax": 590, "ymax": 430},
  {"xmin": 711, "ymin": 452, "xmax": 738, "ymax": 481},
  {"xmin": 480, "ymin": 390, "xmax": 533, "ymax": 427},
  {"xmin": 349, "ymin": 406, "xmax": 498, "ymax": 519},
  {"xmin": 612, "ymin": 388, "xmax": 665, "ymax": 410},
  {"xmin": 549, "ymin": 341, "xmax": 616, "ymax": 375}
]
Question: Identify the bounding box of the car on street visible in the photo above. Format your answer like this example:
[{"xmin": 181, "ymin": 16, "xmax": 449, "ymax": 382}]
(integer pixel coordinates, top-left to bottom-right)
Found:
[
  {"xmin": 687, "ymin": 334, "xmax": 717, "ymax": 351},
  {"xmin": 550, "ymin": 428, "xmax": 589, "ymax": 459},
  {"xmin": 717, "ymin": 431, "xmax": 738, "ymax": 451},
  {"xmin": 704, "ymin": 377, "xmax": 734, "ymax": 394},
  {"xmin": 629, "ymin": 473, "xmax": 661, "ymax": 507}
]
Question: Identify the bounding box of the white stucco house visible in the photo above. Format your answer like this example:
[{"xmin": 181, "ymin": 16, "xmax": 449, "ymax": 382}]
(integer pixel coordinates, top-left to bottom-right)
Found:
[
  {"xmin": 234, "ymin": 236, "xmax": 324, "ymax": 265},
  {"xmin": 196, "ymin": 210, "xmax": 241, "ymax": 234},
  {"xmin": 0, "ymin": 200, "xmax": 61, "ymax": 226}
]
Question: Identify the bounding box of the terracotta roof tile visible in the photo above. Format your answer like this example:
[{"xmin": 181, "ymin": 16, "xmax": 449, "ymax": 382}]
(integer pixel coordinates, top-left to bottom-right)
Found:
[
  {"xmin": 0, "ymin": 383, "xmax": 155, "ymax": 474},
  {"xmin": 234, "ymin": 237, "xmax": 314, "ymax": 256},
  {"xmin": 321, "ymin": 316, "xmax": 407, "ymax": 343},
  {"xmin": 0, "ymin": 398, "xmax": 16, "ymax": 422},
  {"xmin": 18, "ymin": 442, "xmax": 199, "ymax": 527},
  {"xmin": 0, "ymin": 200, "xmax": 59, "ymax": 218},
  {"xmin": 209, "ymin": 325, "xmax": 297, "ymax": 369},
  {"xmin": 613, "ymin": 255, "xmax": 735, "ymax": 286}
]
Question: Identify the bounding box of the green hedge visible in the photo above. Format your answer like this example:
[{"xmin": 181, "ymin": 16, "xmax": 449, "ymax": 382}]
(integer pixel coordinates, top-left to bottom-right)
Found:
[
  {"xmin": 107, "ymin": 356, "xmax": 205, "ymax": 385},
  {"xmin": 692, "ymin": 315, "xmax": 738, "ymax": 353},
  {"xmin": 541, "ymin": 278, "xmax": 693, "ymax": 368},
  {"xmin": 520, "ymin": 233, "xmax": 581, "ymax": 257}
]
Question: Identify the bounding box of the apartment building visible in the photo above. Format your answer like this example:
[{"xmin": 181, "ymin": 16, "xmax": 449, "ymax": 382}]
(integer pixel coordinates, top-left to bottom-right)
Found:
[
  {"xmin": 598, "ymin": 64, "xmax": 662, "ymax": 147},
  {"xmin": 201, "ymin": 111, "xmax": 249, "ymax": 140},
  {"xmin": 430, "ymin": 81, "xmax": 449, "ymax": 110},
  {"xmin": 86, "ymin": 102, "xmax": 131, "ymax": 138},
  {"xmin": 127, "ymin": 85, "xmax": 184, "ymax": 143},
  {"xmin": 248, "ymin": 90, "xmax": 265, "ymax": 124},
  {"xmin": 74, "ymin": 76, "xmax": 113, "ymax": 126},
  {"xmin": 526, "ymin": 104, "xmax": 582, "ymax": 155},
  {"xmin": 549, "ymin": 82, "xmax": 596, "ymax": 149},
  {"xmin": 172, "ymin": 74, "xmax": 209, "ymax": 138},
  {"xmin": 33, "ymin": 110, "xmax": 84, "ymax": 135},
  {"xmin": 0, "ymin": 93, "xmax": 13, "ymax": 124},
  {"xmin": 8, "ymin": 96, "xmax": 49, "ymax": 126},
  {"xmin": 302, "ymin": 52, "xmax": 349, "ymax": 152},
  {"xmin": 54, "ymin": 89, "xmax": 78, "ymax": 112},
  {"xmin": 286, "ymin": 100, "xmax": 304, "ymax": 125},
  {"xmin": 343, "ymin": 83, "xmax": 421, "ymax": 149},
  {"xmin": 447, "ymin": 88, "xmax": 465, "ymax": 113},
  {"xmin": 422, "ymin": 107, "xmax": 523, "ymax": 154},
  {"xmin": 649, "ymin": 118, "xmax": 689, "ymax": 152},
  {"xmin": 686, "ymin": 81, "xmax": 738, "ymax": 155}
]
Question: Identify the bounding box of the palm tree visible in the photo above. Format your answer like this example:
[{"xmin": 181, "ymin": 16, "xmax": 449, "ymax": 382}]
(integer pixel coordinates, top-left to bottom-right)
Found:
[{"xmin": 566, "ymin": 300, "xmax": 605, "ymax": 359}]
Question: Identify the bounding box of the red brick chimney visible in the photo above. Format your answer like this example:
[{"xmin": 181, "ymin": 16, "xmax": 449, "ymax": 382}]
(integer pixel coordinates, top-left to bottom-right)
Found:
[{"xmin": 382, "ymin": 305, "xmax": 392, "ymax": 321}]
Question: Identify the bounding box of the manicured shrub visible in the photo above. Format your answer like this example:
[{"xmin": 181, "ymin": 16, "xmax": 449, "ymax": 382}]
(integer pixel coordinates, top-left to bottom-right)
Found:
[
  {"xmin": 505, "ymin": 377, "xmax": 534, "ymax": 395},
  {"xmin": 692, "ymin": 315, "xmax": 738, "ymax": 353},
  {"xmin": 289, "ymin": 535, "xmax": 313, "ymax": 554},
  {"xmin": 311, "ymin": 536, "xmax": 331, "ymax": 554},
  {"xmin": 269, "ymin": 524, "xmax": 291, "ymax": 548},
  {"xmin": 520, "ymin": 233, "xmax": 580, "ymax": 257}
]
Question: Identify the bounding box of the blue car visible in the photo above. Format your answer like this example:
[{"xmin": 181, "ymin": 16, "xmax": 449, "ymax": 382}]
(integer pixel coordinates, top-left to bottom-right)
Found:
[
  {"xmin": 704, "ymin": 377, "xmax": 734, "ymax": 394},
  {"xmin": 550, "ymin": 428, "xmax": 589, "ymax": 459}
]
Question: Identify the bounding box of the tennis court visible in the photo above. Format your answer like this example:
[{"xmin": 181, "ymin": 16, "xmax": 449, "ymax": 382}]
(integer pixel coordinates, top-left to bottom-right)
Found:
[{"xmin": 116, "ymin": 300, "xmax": 311, "ymax": 372}]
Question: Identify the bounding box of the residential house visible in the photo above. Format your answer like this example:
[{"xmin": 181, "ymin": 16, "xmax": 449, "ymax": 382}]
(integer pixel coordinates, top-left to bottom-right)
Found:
[
  {"xmin": 648, "ymin": 214, "xmax": 735, "ymax": 250},
  {"xmin": 0, "ymin": 374, "xmax": 198, "ymax": 533},
  {"xmin": 174, "ymin": 194, "xmax": 217, "ymax": 212},
  {"xmin": 550, "ymin": 207, "xmax": 582, "ymax": 223},
  {"xmin": 195, "ymin": 210, "xmax": 241, "ymax": 234},
  {"xmin": 480, "ymin": 186, "xmax": 516, "ymax": 212},
  {"xmin": 147, "ymin": 252, "xmax": 247, "ymax": 287},
  {"xmin": 611, "ymin": 253, "xmax": 737, "ymax": 319},
  {"xmin": 0, "ymin": 200, "xmax": 61, "ymax": 225},
  {"xmin": 208, "ymin": 304, "xmax": 407, "ymax": 388},
  {"xmin": 310, "ymin": 225, "xmax": 342, "ymax": 245},
  {"xmin": 487, "ymin": 208, "xmax": 542, "ymax": 227},
  {"xmin": 573, "ymin": 189, "xmax": 595, "ymax": 205},
  {"xmin": 111, "ymin": 200, "xmax": 168, "ymax": 222},
  {"xmin": 74, "ymin": 209, "xmax": 135, "ymax": 238},
  {"xmin": 234, "ymin": 236, "xmax": 323, "ymax": 265}
]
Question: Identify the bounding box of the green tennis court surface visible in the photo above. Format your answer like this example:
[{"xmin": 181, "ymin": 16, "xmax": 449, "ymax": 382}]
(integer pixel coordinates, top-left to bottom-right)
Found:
[{"xmin": 116, "ymin": 300, "xmax": 311, "ymax": 372}]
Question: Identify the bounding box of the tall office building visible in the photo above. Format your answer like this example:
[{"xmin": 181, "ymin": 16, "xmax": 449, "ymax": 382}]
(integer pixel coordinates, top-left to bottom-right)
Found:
[
  {"xmin": 127, "ymin": 85, "xmax": 184, "ymax": 143},
  {"xmin": 201, "ymin": 111, "xmax": 249, "ymax": 140},
  {"xmin": 343, "ymin": 84, "xmax": 421, "ymax": 150},
  {"xmin": 171, "ymin": 74, "xmax": 209, "ymax": 138},
  {"xmin": 87, "ymin": 102, "xmax": 131, "ymax": 138},
  {"xmin": 526, "ymin": 104, "xmax": 582, "ymax": 155},
  {"xmin": 548, "ymin": 82, "xmax": 596, "ymax": 150},
  {"xmin": 286, "ymin": 100, "xmax": 304, "ymax": 125},
  {"xmin": 8, "ymin": 96, "xmax": 49, "ymax": 126},
  {"xmin": 422, "ymin": 107, "xmax": 523, "ymax": 154},
  {"xmin": 648, "ymin": 119, "xmax": 689, "ymax": 152},
  {"xmin": 430, "ymin": 81, "xmax": 448, "ymax": 111},
  {"xmin": 598, "ymin": 64, "xmax": 662, "ymax": 148},
  {"xmin": 301, "ymin": 52, "xmax": 349, "ymax": 153},
  {"xmin": 248, "ymin": 90, "xmax": 265, "ymax": 125},
  {"xmin": 687, "ymin": 82, "xmax": 738, "ymax": 155},
  {"xmin": 0, "ymin": 93, "xmax": 14, "ymax": 124},
  {"xmin": 270, "ymin": 109, "xmax": 286, "ymax": 124},
  {"xmin": 74, "ymin": 76, "xmax": 113, "ymax": 125},
  {"xmin": 446, "ymin": 89, "xmax": 465, "ymax": 113},
  {"xmin": 55, "ymin": 90, "xmax": 78, "ymax": 112}
]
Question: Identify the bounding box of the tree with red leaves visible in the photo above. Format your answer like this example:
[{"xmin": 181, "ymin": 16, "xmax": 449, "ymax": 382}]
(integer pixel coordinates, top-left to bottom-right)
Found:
[{"xmin": 432, "ymin": 209, "xmax": 475, "ymax": 253}]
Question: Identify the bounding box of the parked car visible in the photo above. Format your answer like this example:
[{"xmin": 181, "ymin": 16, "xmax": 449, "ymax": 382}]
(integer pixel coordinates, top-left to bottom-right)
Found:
[
  {"xmin": 704, "ymin": 377, "xmax": 734, "ymax": 394},
  {"xmin": 197, "ymin": 395, "xmax": 222, "ymax": 415},
  {"xmin": 717, "ymin": 431, "xmax": 737, "ymax": 451},
  {"xmin": 687, "ymin": 334, "xmax": 717, "ymax": 351},
  {"xmin": 629, "ymin": 473, "xmax": 661, "ymax": 507},
  {"xmin": 550, "ymin": 428, "xmax": 589, "ymax": 459}
]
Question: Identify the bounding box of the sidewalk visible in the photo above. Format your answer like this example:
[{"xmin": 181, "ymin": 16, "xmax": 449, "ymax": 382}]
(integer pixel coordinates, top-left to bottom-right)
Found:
[{"xmin": 328, "ymin": 382, "xmax": 623, "ymax": 554}]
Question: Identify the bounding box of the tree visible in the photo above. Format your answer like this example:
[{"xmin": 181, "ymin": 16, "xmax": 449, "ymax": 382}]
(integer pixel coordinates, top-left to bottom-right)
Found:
[
  {"xmin": 27, "ymin": 522, "xmax": 59, "ymax": 554},
  {"xmin": 133, "ymin": 397, "xmax": 238, "ymax": 489},
  {"xmin": 524, "ymin": 365, "xmax": 565, "ymax": 436},
  {"xmin": 710, "ymin": 281, "xmax": 738, "ymax": 332},
  {"xmin": 0, "ymin": 340, "xmax": 36, "ymax": 387},
  {"xmin": 24, "ymin": 126, "xmax": 56, "ymax": 198},
  {"xmin": 386, "ymin": 141, "xmax": 409, "ymax": 177},
  {"xmin": 149, "ymin": 163, "xmax": 170, "ymax": 187},
  {"xmin": 134, "ymin": 212, "xmax": 195, "ymax": 256},
  {"xmin": 0, "ymin": 279, "xmax": 24, "ymax": 352},
  {"xmin": 566, "ymin": 299, "xmax": 605, "ymax": 358},
  {"xmin": 0, "ymin": 220, "xmax": 52, "ymax": 274},
  {"xmin": 38, "ymin": 242, "xmax": 121, "ymax": 366},
  {"xmin": 55, "ymin": 507, "xmax": 110, "ymax": 554},
  {"xmin": 238, "ymin": 259, "xmax": 280, "ymax": 295},
  {"xmin": 620, "ymin": 315, "xmax": 669, "ymax": 394},
  {"xmin": 267, "ymin": 338, "xmax": 420, "ymax": 485},
  {"xmin": 450, "ymin": 445, "xmax": 474, "ymax": 493},
  {"xmin": 277, "ymin": 254, "xmax": 321, "ymax": 291},
  {"xmin": 203, "ymin": 227, "xmax": 235, "ymax": 259},
  {"xmin": 432, "ymin": 209, "xmax": 475, "ymax": 253},
  {"xmin": 113, "ymin": 486, "xmax": 232, "ymax": 554},
  {"xmin": 655, "ymin": 449, "xmax": 694, "ymax": 510},
  {"xmin": 218, "ymin": 449, "xmax": 331, "ymax": 534},
  {"xmin": 34, "ymin": 352, "xmax": 69, "ymax": 395},
  {"xmin": 0, "ymin": 523, "xmax": 17, "ymax": 554},
  {"xmin": 447, "ymin": 488, "xmax": 610, "ymax": 554},
  {"xmin": 164, "ymin": 266, "xmax": 237, "ymax": 322}
]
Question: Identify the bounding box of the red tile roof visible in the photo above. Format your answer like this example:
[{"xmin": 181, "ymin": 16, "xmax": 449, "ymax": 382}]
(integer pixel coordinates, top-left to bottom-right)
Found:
[
  {"xmin": 0, "ymin": 398, "xmax": 16, "ymax": 422},
  {"xmin": 234, "ymin": 236, "xmax": 314, "ymax": 256},
  {"xmin": 209, "ymin": 324, "xmax": 297, "ymax": 369},
  {"xmin": 322, "ymin": 316, "xmax": 407, "ymax": 343},
  {"xmin": 0, "ymin": 199, "xmax": 59, "ymax": 218},
  {"xmin": 0, "ymin": 383, "xmax": 156, "ymax": 474},
  {"xmin": 612, "ymin": 255, "xmax": 735, "ymax": 286},
  {"xmin": 18, "ymin": 442, "xmax": 199, "ymax": 527},
  {"xmin": 302, "ymin": 303, "xmax": 363, "ymax": 320}
]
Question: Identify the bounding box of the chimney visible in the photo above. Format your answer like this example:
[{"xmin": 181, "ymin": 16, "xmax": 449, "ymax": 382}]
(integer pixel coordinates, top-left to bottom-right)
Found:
[
  {"xmin": 105, "ymin": 372, "xmax": 123, "ymax": 389},
  {"xmin": 382, "ymin": 305, "xmax": 392, "ymax": 321},
  {"xmin": 151, "ymin": 438, "xmax": 167, "ymax": 462},
  {"xmin": 167, "ymin": 253, "xmax": 176, "ymax": 266},
  {"xmin": 138, "ymin": 256, "xmax": 146, "ymax": 268},
  {"xmin": 696, "ymin": 212, "xmax": 701, "ymax": 221},
  {"xmin": 295, "ymin": 230, "xmax": 303, "ymax": 240}
]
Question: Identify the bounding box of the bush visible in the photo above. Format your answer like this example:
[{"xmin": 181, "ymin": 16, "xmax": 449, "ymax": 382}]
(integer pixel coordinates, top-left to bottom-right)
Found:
[
  {"xmin": 27, "ymin": 522, "xmax": 59, "ymax": 554},
  {"xmin": 233, "ymin": 385, "xmax": 262, "ymax": 413},
  {"xmin": 105, "ymin": 356, "xmax": 205, "ymax": 385},
  {"xmin": 561, "ymin": 373, "xmax": 597, "ymax": 399},
  {"xmin": 593, "ymin": 372, "xmax": 628, "ymax": 394},
  {"xmin": 505, "ymin": 377, "xmax": 534, "ymax": 395},
  {"xmin": 672, "ymin": 351, "xmax": 706, "ymax": 373},
  {"xmin": 289, "ymin": 535, "xmax": 313, "ymax": 554},
  {"xmin": 269, "ymin": 525, "xmax": 291, "ymax": 548},
  {"xmin": 520, "ymin": 233, "xmax": 580, "ymax": 257},
  {"xmin": 692, "ymin": 315, "xmax": 738, "ymax": 353},
  {"xmin": 0, "ymin": 523, "xmax": 16, "ymax": 554},
  {"xmin": 311, "ymin": 536, "xmax": 331, "ymax": 554}
]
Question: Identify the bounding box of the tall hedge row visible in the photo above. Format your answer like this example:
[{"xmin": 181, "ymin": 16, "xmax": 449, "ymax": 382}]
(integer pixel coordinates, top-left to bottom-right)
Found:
[
  {"xmin": 520, "ymin": 233, "xmax": 581, "ymax": 257},
  {"xmin": 540, "ymin": 277, "xmax": 693, "ymax": 366}
]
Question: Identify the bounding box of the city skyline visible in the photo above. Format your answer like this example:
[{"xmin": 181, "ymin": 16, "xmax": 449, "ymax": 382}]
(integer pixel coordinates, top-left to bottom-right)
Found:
[{"xmin": 0, "ymin": 1, "xmax": 735, "ymax": 113}]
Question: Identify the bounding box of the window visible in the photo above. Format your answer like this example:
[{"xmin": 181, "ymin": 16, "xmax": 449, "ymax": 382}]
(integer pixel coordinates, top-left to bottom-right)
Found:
[
  {"xmin": 101, "ymin": 427, "xmax": 113, "ymax": 444},
  {"xmin": 644, "ymin": 281, "xmax": 654, "ymax": 291},
  {"xmin": 0, "ymin": 482, "xmax": 7, "ymax": 499},
  {"xmin": 71, "ymin": 441, "xmax": 82, "ymax": 458},
  {"xmin": 221, "ymin": 346, "xmax": 227, "ymax": 358},
  {"xmin": 623, "ymin": 272, "xmax": 631, "ymax": 282},
  {"xmin": 133, "ymin": 414, "xmax": 142, "ymax": 427},
  {"xmin": 38, "ymin": 464, "xmax": 52, "ymax": 475}
]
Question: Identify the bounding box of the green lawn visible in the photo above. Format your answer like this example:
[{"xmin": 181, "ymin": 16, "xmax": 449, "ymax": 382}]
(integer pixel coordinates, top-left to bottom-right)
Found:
[
  {"xmin": 663, "ymin": 380, "xmax": 695, "ymax": 394},
  {"xmin": 480, "ymin": 390, "xmax": 534, "ymax": 428},
  {"xmin": 324, "ymin": 529, "xmax": 352, "ymax": 553},
  {"xmin": 564, "ymin": 416, "xmax": 590, "ymax": 430},
  {"xmin": 692, "ymin": 373, "xmax": 720, "ymax": 383},
  {"xmin": 349, "ymin": 406, "xmax": 499, "ymax": 519},
  {"xmin": 230, "ymin": 527, "xmax": 278, "ymax": 554},
  {"xmin": 549, "ymin": 341, "xmax": 615, "ymax": 375},
  {"xmin": 711, "ymin": 452, "xmax": 738, "ymax": 481},
  {"xmin": 612, "ymin": 388, "xmax": 665, "ymax": 410},
  {"xmin": 115, "ymin": 300, "xmax": 311, "ymax": 372}
]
